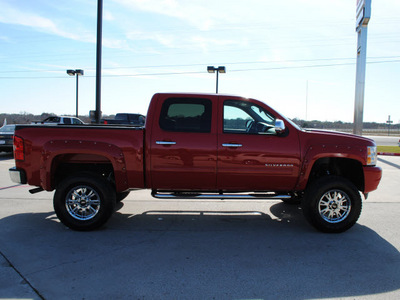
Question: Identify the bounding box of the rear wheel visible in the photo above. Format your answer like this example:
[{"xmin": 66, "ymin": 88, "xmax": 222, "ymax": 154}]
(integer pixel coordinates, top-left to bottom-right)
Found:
[
  {"xmin": 302, "ymin": 176, "xmax": 362, "ymax": 233},
  {"xmin": 53, "ymin": 174, "xmax": 116, "ymax": 231}
]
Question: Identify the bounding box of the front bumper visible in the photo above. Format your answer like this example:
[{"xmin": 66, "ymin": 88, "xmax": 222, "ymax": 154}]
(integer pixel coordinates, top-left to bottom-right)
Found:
[
  {"xmin": 9, "ymin": 167, "xmax": 27, "ymax": 184},
  {"xmin": 363, "ymin": 165, "xmax": 382, "ymax": 194}
]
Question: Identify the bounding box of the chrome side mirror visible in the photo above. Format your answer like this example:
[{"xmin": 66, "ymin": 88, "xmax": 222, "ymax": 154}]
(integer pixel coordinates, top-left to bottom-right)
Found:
[{"xmin": 275, "ymin": 119, "xmax": 285, "ymax": 134}]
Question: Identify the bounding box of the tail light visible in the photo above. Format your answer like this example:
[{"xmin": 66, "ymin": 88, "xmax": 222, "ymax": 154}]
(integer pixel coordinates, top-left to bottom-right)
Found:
[{"xmin": 14, "ymin": 135, "xmax": 25, "ymax": 161}]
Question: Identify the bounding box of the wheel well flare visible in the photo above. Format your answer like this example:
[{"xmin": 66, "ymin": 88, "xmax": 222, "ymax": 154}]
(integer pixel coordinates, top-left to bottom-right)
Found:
[{"xmin": 308, "ymin": 157, "xmax": 364, "ymax": 192}]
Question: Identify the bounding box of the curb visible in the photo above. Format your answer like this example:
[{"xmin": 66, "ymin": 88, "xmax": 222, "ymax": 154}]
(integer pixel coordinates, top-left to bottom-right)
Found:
[{"xmin": 378, "ymin": 152, "xmax": 400, "ymax": 156}]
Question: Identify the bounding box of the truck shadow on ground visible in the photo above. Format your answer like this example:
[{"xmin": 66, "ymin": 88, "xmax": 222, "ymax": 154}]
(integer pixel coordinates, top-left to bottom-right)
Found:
[{"xmin": 1, "ymin": 202, "xmax": 400, "ymax": 299}]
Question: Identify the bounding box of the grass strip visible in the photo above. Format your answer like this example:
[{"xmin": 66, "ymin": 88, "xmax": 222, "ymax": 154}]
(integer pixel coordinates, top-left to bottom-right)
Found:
[{"xmin": 377, "ymin": 146, "xmax": 400, "ymax": 154}]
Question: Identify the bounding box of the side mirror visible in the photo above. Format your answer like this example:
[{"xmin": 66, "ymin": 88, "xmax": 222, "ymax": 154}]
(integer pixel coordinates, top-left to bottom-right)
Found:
[{"xmin": 275, "ymin": 119, "xmax": 285, "ymax": 134}]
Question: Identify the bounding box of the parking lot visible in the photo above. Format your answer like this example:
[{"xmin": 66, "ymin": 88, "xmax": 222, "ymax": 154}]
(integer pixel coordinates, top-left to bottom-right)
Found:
[{"xmin": 1, "ymin": 151, "xmax": 400, "ymax": 300}]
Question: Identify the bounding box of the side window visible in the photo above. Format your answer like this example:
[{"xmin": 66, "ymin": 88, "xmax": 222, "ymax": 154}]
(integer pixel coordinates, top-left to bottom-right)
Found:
[
  {"xmin": 47, "ymin": 117, "xmax": 60, "ymax": 123},
  {"xmin": 224, "ymin": 100, "xmax": 276, "ymax": 135},
  {"xmin": 159, "ymin": 98, "xmax": 212, "ymax": 133},
  {"xmin": 224, "ymin": 106, "xmax": 253, "ymax": 133},
  {"xmin": 115, "ymin": 114, "xmax": 126, "ymax": 120},
  {"xmin": 63, "ymin": 118, "xmax": 71, "ymax": 124}
]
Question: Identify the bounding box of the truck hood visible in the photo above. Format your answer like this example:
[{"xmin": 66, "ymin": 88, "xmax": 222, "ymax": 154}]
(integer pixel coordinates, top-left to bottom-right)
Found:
[{"xmin": 301, "ymin": 129, "xmax": 376, "ymax": 147}]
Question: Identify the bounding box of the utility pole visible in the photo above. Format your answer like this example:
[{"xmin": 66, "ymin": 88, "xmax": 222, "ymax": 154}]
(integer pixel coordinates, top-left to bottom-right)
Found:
[{"xmin": 95, "ymin": 0, "xmax": 103, "ymax": 123}]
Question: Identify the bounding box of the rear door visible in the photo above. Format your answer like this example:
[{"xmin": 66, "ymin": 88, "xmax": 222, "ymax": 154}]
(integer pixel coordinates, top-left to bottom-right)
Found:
[
  {"xmin": 217, "ymin": 97, "xmax": 301, "ymax": 191},
  {"xmin": 149, "ymin": 95, "xmax": 217, "ymax": 190}
]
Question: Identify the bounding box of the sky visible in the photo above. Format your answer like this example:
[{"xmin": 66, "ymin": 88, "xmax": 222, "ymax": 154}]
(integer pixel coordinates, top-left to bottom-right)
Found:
[{"xmin": 0, "ymin": 0, "xmax": 399, "ymax": 123}]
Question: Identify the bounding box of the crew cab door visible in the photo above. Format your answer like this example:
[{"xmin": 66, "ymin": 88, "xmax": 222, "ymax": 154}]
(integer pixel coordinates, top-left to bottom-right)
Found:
[
  {"xmin": 149, "ymin": 95, "xmax": 217, "ymax": 190},
  {"xmin": 217, "ymin": 97, "xmax": 301, "ymax": 191}
]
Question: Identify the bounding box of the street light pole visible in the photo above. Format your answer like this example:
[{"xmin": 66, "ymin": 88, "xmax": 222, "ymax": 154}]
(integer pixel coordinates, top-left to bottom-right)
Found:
[
  {"xmin": 207, "ymin": 66, "xmax": 226, "ymax": 94},
  {"xmin": 75, "ymin": 74, "xmax": 79, "ymax": 117},
  {"xmin": 66, "ymin": 69, "xmax": 84, "ymax": 117}
]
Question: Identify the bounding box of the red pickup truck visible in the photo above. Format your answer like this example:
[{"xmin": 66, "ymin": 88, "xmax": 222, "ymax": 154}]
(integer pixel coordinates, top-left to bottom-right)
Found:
[{"xmin": 9, "ymin": 93, "xmax": 382, "ymax": 233}]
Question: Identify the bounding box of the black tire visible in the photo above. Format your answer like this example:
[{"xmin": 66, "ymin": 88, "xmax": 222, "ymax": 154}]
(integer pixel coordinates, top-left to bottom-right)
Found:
[
  {"xmin": 302, "ymin": 176, "xmax": 362, "ymax": 233},
  {"xmin": 116, "ymin": 191, "xmax": 130, "ymax": 202},
  {"xmin": 53, "ymin": 173, "xmax": 116, "ymax": 231}
]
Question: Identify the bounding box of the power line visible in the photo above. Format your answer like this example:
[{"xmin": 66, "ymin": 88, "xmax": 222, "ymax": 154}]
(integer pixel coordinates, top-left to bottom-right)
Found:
[
  {"xmin": 1, "ymin": 56, "xmax": 399, "ymax": 75},
  {"xmin": 1, "ymin": 59, "xmax": 399, "ymax": 80}
]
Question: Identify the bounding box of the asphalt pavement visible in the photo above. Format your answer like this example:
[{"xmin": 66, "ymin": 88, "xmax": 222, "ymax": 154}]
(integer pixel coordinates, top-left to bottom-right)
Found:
[
  {"xmin": 0, "ymin": 151, "xmax": 400, "ymax": 299},
  {"xmin": 367, "ymin": 135, "xmax": 399, "ymax": 147}
]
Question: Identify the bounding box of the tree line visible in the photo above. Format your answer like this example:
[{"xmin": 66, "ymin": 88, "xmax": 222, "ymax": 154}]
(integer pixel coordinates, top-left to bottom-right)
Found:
[
  {"xmin": 292, "ymin": 118, "xmax": 399, "ymax": 130},
  {"xmin": 1, "ymin": 113, "xmax": 398, "ymax": 130}
]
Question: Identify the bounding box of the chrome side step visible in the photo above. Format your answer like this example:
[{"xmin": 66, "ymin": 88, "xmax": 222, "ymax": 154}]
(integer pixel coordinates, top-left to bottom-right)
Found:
[{"xmin": 151, "ymin": 191, "xmax": 291, "ymax": 200}]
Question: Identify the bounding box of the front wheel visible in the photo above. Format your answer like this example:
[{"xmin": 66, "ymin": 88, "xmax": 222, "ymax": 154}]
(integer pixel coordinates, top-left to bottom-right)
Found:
[
  {"xmin": 302, "ymin": 176, "xmax": 362, "ymax": 233},
  {"xmin": 53, "ymin": 174, "xmax": 116, "ymax": 231},
  {"xmin": 116, "ymin": 191, "xmax": 130, "ymax": 202}
]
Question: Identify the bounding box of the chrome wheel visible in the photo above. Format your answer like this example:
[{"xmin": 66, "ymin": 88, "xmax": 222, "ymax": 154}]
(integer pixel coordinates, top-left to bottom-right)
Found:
[
  {"xmin": 318, "ymin": 189, "xmax": 351, "ymax": 224},
  {"xmin": 302, "ymin": 176, "xmax": 362, "ymax": 233},
  {"xmin": 65, "ymin": 186, "xmax": 101, "ymax": 221}
]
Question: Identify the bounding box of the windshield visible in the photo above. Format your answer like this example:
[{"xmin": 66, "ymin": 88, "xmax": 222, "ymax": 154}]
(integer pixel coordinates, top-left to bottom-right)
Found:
[
  {"xmin": 286, "ymin": 118, "xmax": 303, "ymax": 131},
  {"xmin": 0, "ymin": 125, "xmax": 15, "ymax": 133}
]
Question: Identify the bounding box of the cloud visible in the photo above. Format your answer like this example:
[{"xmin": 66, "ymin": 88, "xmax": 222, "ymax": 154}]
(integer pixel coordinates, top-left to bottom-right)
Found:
[
  {"xmin": 113, "ymin": 0, "xmax": 221, "ymax": 30},
  {"xmin": 0, "ymin": 3, "xmax": 59, "ymax": 31},
  {"xmin": 0, "ymin": 1, "xmax": 95, "ymax": 43}
]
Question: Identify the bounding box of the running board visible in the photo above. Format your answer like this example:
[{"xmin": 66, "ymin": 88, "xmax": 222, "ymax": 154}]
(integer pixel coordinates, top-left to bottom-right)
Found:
[{"xmin": 151, "ymin": 191, "xmax": 291, "ymax": 200}]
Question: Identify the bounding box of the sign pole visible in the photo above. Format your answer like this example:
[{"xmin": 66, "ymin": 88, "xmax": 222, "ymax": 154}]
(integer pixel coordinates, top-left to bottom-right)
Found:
[{"xmin": 353, "ymin": 0, "xmax": 371, "ymax": 136}]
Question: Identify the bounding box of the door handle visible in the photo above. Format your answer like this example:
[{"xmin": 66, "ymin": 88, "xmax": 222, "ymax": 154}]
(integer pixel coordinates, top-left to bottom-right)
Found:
[
  {"xmin": 222, "ymin": 143, "xmax": 242, "ymax": 148},
  {"xmin": 156, "ymin": 141, "xmax": 177, "ymax": 145}
]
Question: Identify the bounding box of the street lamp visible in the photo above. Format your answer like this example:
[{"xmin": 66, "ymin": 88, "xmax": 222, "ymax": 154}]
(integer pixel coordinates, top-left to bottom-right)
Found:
[
  {"xmin": 66, "ymin": 69, "xmax": 84, "ymax": 117},
  {"xmin": 207, "ymin": 66, "xmax": 226, "ymax": 94}
]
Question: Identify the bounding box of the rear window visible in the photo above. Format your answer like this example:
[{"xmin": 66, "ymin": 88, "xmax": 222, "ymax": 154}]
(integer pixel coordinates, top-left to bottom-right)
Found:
[
  {"xmin": 45, "ymin": 117, "xmax": 60, "ymax": 123},
  {"xmin": 159, "ymin": 98, "xmax": 212, "ymax": 133}
]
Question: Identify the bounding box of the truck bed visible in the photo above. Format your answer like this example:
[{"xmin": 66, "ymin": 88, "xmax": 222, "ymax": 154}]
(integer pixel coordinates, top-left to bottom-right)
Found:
[{"xmin": 13, "ymin": 124, "xmax": 145, "ymax": 192}]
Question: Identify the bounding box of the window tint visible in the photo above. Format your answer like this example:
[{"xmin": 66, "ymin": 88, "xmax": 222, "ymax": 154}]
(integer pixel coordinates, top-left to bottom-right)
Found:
[
  {"xmin": 115, "ymin": 114, "xmax": 127, "ymax": 120},
  {"xmin": 224, "ymin": 106, "xmax": 253, "ymax": 132},
  {"xmin": 224, "ymin": 100, "xmax": 276, "ymax": 135},
  {"xmin": 46, "ymin": 117, "xmax": 60, "ymax": 123},
  {"xmin": 64, "ymin": 118, "xmax": 71, "ymax": 124},
  {"xmin": 159, "ymin": 98, "xmax": 212, "ymax": 133}
]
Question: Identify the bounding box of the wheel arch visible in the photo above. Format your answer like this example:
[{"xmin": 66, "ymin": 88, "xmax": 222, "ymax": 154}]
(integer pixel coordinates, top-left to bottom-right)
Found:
[
  {"xmin": 39, "ymin": 140, "xmax": 129, "ymax": 192},
  {"xmin": 51, "ymin": 154, "xmax": 115, "ymax": 189},
  {"xmin": 307, "ymin": 157, "xmax": 364, "ymax": 192}
]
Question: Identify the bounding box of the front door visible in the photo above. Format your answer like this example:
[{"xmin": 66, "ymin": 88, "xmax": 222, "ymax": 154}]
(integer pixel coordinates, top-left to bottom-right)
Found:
[{"xmin": 217, "ymin": 98, "xmax": 301, "ymax": 191}]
